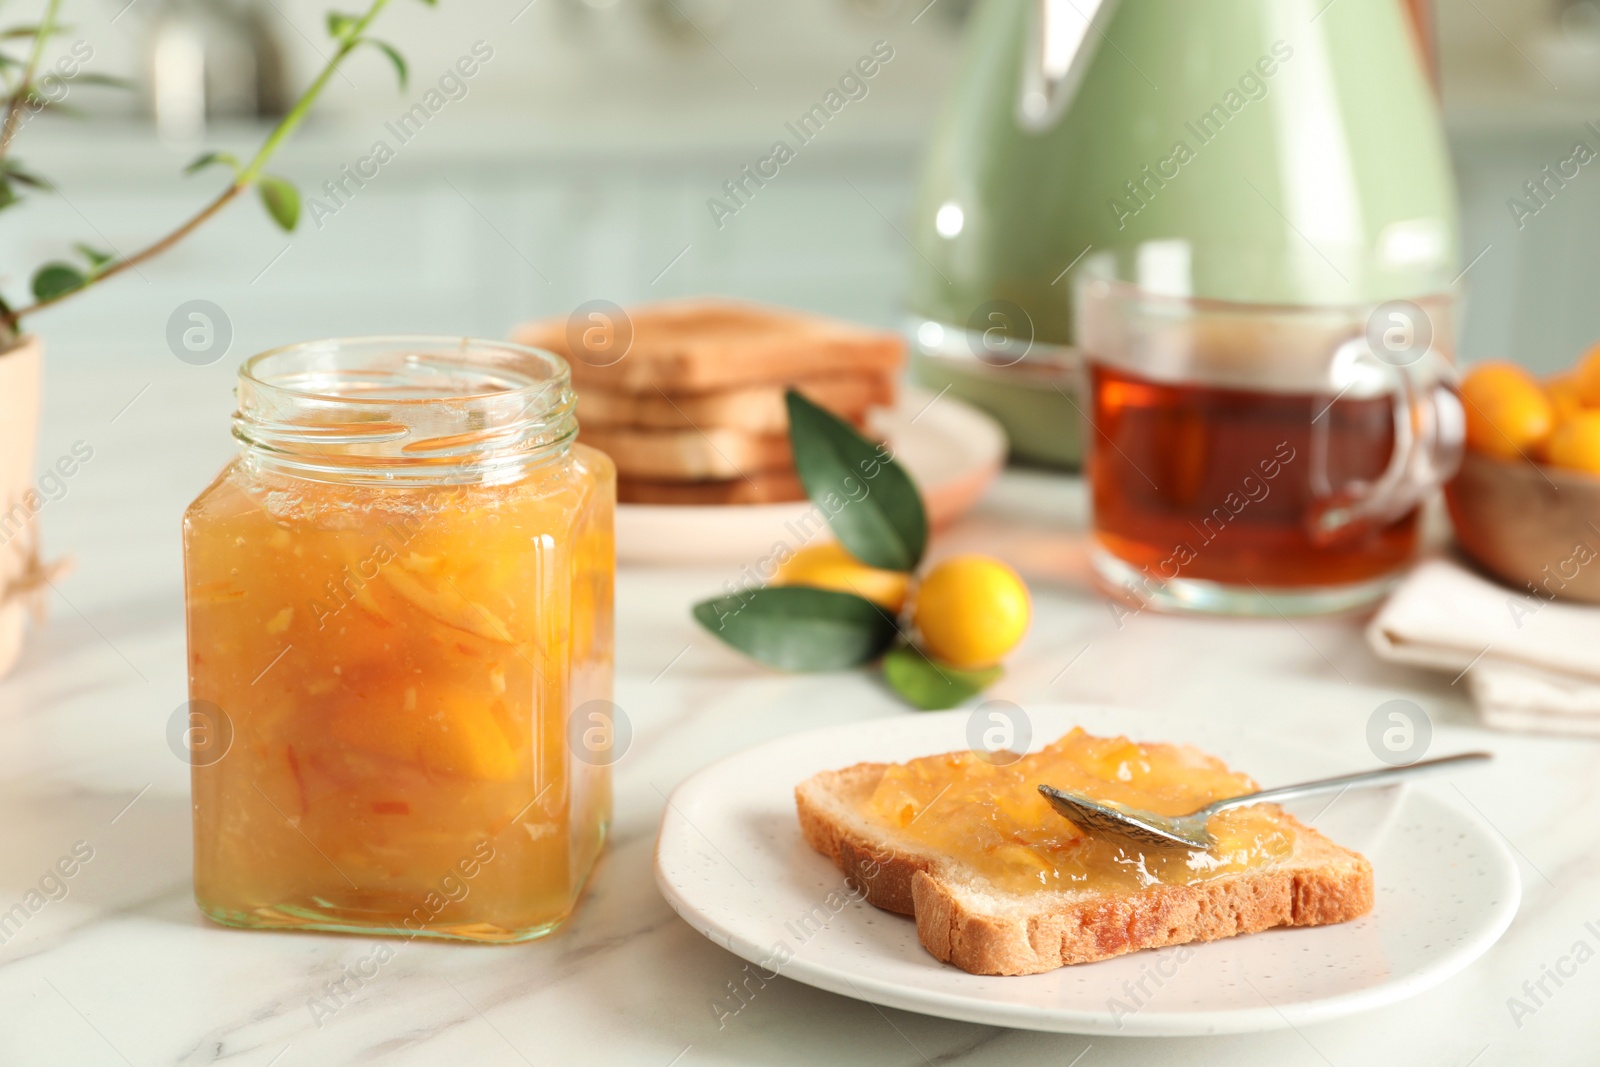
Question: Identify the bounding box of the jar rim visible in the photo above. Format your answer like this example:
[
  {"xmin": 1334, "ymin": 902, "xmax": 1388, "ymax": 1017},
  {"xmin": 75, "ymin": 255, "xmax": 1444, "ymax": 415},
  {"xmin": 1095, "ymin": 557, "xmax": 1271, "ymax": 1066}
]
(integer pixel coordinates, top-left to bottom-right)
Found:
[
  {"xmin": 234, "ymin": 335, "xmax": 577, "ymax": 484},
  {"xmin": 240, "ymin": 335, "xmax": 570, "ymax": 405}
]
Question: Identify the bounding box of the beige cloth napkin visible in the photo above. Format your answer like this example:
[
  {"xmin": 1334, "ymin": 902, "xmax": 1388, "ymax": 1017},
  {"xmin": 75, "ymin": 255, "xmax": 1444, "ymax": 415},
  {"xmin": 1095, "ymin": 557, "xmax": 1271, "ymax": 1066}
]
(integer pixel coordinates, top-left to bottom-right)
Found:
[{"xmin": 1368, "ymin": 558, "xmax": 1600, "ymax": 736}]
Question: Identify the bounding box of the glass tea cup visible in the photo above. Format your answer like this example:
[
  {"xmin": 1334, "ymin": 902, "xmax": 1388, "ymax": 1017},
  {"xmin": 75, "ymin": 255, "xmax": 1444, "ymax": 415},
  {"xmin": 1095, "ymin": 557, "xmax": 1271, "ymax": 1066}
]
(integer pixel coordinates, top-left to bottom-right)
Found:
[{"xmin": 1074, "ymin": 273, "xmax": 1463, "ymax": 616}]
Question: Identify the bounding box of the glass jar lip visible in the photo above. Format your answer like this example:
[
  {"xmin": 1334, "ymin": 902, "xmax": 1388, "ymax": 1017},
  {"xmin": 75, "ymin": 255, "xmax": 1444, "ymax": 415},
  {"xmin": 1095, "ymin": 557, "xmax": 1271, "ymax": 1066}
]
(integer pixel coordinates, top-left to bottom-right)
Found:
[
  {"xmin": 234, "ymin": 335, "xmax": 578, "ymax": 484},
  {"xmin": 239, "ymin": 335, "xmax": 571, "ymax": 406}
]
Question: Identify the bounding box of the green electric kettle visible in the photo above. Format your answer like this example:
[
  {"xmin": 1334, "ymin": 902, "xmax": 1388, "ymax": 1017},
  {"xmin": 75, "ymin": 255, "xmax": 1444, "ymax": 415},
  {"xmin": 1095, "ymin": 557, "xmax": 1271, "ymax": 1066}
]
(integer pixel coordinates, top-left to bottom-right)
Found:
[{"xmin": 907, "ymin": 0, "xmax": 1459, "ymax": 467}]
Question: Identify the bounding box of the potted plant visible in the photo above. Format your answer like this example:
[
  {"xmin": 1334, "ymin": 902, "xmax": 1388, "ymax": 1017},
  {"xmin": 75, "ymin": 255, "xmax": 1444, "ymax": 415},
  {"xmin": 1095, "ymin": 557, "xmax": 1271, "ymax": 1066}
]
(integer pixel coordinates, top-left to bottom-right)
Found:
[{"xmin": 0, "ymin": 0, "xmax": 432, "ymax": 675}]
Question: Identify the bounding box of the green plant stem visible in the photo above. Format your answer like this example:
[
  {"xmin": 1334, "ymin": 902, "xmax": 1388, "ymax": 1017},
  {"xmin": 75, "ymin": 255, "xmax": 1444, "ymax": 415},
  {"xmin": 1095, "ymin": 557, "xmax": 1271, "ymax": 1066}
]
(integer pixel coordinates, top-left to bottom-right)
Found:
[
  {"xmin": 238, "ymin": 0, "xmax": 390, "ymax": 183},
  {"xmin": 0, "ymin": 0, "xmax": 63, "ymax": 163},
  {"xmin": 0, "ymin": 0, "xmax": 393, "ymax": 331}
]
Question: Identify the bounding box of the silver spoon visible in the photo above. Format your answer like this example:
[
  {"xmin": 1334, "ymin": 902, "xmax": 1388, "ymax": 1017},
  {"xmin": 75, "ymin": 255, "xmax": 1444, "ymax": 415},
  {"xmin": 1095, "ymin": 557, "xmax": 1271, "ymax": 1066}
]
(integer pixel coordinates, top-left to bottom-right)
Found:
[{"xmin": 1037, "ymin": 751, "xmax": 1492, "ymax": 850}]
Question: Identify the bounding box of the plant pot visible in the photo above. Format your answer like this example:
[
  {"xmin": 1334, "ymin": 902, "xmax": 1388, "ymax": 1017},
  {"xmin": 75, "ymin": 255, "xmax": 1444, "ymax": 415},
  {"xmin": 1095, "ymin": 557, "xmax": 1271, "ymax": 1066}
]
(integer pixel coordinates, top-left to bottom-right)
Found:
[{"xmin": 0, "ymin": 334, "xmax": 43, "ymax": 676}]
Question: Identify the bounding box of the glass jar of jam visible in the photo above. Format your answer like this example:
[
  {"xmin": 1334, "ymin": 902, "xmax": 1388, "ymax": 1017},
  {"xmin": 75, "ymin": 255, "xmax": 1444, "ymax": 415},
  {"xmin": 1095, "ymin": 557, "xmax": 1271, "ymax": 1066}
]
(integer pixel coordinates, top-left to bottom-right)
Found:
[{"xmin": 183, "ymin": 337, "xmax": 615, "ymax": 942}]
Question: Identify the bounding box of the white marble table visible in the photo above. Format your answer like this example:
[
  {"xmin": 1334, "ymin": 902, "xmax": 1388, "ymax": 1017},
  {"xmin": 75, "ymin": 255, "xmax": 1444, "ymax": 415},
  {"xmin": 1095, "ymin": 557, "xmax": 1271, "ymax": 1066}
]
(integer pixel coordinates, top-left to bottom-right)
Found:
[{"xmin": 0, "ymin": 353, "xmax": 1593, "ymax": 1067}]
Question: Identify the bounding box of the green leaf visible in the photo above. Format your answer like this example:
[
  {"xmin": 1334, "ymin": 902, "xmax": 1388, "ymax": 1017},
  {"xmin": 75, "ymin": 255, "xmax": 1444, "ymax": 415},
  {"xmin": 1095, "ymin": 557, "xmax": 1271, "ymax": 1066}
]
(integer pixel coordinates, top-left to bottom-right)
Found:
[
  {"xmin": 73, "ymin": 243, "xmax": 113, "ymax": 270},
  {"xmin": 363, "ymin": 38, "xmax": 407, "ymax": 87},
  {"xmin": 693, "ymin": 586, "xmax": 898, "ymax": 672},
  {"xmin": 785, "ymin": 389, "xmax": 928, "ymax": 572},
  {"xmin": 184, "ymin": 151, "xmax": 240, "ymax": 176},
  {"xmin": 257, "ymin": 174, "xmax": 300, "ymax": 231},
  {"xmin": 0, "ymin": 178, "xmax": 18, "ymax": 211},
  {"xmin": 0, "ymin": 24, "xmax": 73, "ymax": 39},
  {"xmin": 31, "ymin": 262, "xmax": 84, "ymax": 300},
  {"xmin": 73, "ymin": 73, "xmax": 137, "ymax": 91},
  {"xmin": 2, "ymin": 160, "xmax": 49, "ymax": 189},
  {"xmin": 882, "ymin": 645, "xmax": 1001, "ymax": 711},
  {"xmin": 326, "ymin": 11, "xmax": 358, "ymax": 38}
]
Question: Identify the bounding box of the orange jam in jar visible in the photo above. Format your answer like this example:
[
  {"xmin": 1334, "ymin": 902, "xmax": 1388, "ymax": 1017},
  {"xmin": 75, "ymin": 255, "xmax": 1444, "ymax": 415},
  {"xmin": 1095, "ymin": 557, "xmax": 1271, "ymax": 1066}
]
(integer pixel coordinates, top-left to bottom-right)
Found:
[
  {"xmin": 860, "ymin": 729, "xmax": 1294, "ymax": 895},
  {"xmin": 183, "ymin": 337, "xmax": 615, "ymax": 942}
]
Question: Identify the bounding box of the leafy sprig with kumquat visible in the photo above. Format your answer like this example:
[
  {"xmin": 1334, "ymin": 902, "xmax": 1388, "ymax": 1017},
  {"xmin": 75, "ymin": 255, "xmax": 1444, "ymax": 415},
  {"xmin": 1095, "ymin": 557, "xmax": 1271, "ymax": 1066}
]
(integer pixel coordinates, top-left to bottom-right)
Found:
[{"xmin": 693, "ymin": 390, "xmax": 1031, "ymax": 711}]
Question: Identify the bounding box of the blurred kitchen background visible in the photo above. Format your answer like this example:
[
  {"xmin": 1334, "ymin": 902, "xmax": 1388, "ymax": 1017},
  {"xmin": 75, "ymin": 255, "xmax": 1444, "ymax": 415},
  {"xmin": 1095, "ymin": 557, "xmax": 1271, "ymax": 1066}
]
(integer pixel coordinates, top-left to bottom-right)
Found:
[
  {"xmin": 9, "ymin": 0, "xmax": 968, "ymax": 361},
  {"xmin": 0, "ymin": 0, "xmax": 1577, "ymax": 532},
  {"xmin": 0, "ymin": 0, "xmax": 1573, "ymax": 364},
  {"xmin": 11, "ymin": 0, "xmax": 1600, "ymax": 370}
]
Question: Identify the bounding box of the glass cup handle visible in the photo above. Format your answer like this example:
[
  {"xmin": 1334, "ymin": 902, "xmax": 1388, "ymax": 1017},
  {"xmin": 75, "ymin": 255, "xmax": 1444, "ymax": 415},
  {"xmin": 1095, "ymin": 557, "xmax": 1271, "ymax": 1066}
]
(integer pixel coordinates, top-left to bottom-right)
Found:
[{"xmin": 1309, "ymin": 339, "xmax": 1464, "ymax": 540}]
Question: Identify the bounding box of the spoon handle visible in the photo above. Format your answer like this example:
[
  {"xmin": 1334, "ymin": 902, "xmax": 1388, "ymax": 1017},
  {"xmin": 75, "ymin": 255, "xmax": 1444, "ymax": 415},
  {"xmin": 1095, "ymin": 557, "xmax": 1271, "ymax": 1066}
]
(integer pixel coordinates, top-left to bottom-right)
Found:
[{"xmin": 1206, "ymin": 751, "xmax": 1493, "ymax": 815}]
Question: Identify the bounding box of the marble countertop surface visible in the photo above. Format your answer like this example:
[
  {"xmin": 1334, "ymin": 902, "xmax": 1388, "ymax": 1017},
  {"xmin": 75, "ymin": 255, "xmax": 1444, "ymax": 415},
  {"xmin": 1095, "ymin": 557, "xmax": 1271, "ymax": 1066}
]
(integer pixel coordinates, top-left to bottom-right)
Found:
[{"xmin": 0, "ymin": 354, "xmax": 1594, "ymax": 1067}]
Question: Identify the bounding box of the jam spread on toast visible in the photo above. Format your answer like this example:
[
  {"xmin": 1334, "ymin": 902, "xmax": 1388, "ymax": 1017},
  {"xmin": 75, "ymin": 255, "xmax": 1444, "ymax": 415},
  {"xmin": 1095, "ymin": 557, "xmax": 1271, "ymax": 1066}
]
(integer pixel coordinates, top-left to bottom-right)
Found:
[{"xmin": 858, "ymin": 728, "xmax": 1295, "ymax": 894}]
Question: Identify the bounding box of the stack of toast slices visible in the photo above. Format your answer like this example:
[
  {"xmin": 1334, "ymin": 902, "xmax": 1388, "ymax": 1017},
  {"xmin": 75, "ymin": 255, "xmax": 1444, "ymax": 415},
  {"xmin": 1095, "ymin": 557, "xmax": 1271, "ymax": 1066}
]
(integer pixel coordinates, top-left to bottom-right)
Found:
[
  {"xmin": 795, "ymin": 746, "xmax": 1375, "ymax": 977},
  {"xmin": 513, "ymin": 299, "xmax": 904, "ymax": 505}
]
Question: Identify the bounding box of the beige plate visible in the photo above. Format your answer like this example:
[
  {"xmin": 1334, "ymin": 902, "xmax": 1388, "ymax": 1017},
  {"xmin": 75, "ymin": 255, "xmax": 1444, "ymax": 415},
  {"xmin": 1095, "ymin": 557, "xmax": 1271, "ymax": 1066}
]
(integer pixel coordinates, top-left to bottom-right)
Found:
[{"xmin": 613, "ymin": 390, "xmax": 1007, "ymax": 565}]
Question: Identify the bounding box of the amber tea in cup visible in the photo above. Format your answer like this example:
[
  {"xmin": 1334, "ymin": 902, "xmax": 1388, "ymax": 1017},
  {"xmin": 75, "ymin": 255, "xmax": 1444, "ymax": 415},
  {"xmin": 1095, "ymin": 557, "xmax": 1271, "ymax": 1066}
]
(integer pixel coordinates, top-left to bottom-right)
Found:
[{"xmin": 1076, "ymin": 278, "xmax": 1462, "ymax": 615}]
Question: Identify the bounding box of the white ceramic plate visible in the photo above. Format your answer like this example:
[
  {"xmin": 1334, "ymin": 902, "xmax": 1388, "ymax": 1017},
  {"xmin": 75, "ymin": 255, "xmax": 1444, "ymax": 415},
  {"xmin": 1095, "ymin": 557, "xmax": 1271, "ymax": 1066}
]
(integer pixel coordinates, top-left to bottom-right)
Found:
[
  {"xmin": 654, "ymin": 705, "xmax": 1520, "ymax": 1036},
  {"xmin": 614, "ymin": 390, "xmax": 1006, "ymax": 565}
]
